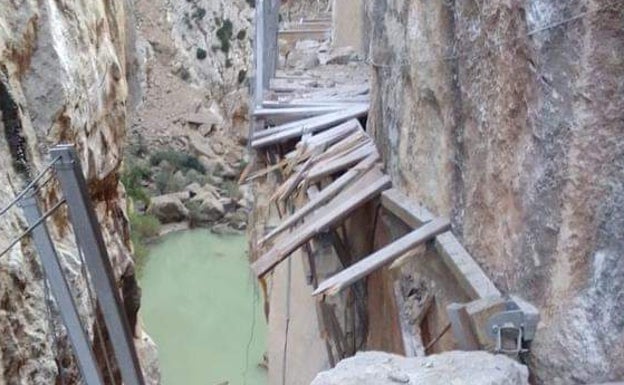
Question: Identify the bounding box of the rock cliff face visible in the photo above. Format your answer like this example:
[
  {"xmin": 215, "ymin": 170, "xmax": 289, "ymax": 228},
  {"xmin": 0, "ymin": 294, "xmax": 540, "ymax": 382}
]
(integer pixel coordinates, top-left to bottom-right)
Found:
[
  {"xmin": 366, "ymin": 1, "xmax": 624, "ymax": 383},
  {"xmin": 0, "ymin": 0, "xmax": 158, "ymax": 383}
]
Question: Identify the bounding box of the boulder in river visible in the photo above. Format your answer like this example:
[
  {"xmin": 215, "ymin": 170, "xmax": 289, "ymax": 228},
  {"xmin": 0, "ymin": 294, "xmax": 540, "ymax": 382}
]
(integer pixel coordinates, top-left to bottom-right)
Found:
[
  {"xmin": 188, "ymin": 189, "xmax": 225, "ymax": 224},
  {"xmin": 147, "ymin": 194, "xmax": 190, "ymax": 223}
]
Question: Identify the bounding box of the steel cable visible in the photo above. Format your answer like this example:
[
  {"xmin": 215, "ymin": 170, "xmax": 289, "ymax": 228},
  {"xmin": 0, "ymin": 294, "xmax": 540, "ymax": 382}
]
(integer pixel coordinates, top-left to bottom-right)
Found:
[
  {"xmin": 0, "ymin": 156, "xmax": 61, "ymax": 218},
  {"xmin": 0, "ymin": 198, "xmax": 66, "ymax": 258}
]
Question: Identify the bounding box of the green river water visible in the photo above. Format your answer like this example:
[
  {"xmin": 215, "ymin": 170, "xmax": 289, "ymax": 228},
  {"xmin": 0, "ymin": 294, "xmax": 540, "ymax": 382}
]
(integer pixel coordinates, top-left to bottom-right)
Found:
[{"xmin": 140, "ymin": 230, "xmax": 267, "ymax": 385}]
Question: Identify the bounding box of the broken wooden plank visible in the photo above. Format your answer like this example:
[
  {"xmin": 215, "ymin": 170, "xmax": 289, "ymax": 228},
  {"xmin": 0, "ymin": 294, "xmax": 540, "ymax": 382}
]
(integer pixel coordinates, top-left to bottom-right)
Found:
[
  {"xmin": 251, "ymin": 168, "xmax": 392, "ymax": 277},
  {"xmin": 259, "ymin": 154, "xmax": 379, "ymax": 246},
  {"xmin": 286, "ymin": 119, "xmax": 361, "ymax": 159},
  {"xmin": 252, "ymin": 104, "xmax": 368, "ymax": 145},
  {"xmin": 394, "ymin": 282, "xmax": 425, "ymax": 357},
  {"xmin": 278, "ymin": 29, "xmax": 331, "ymax": 45},
  {"xmin": 306, "ymin": 142, "xmax": 376, "ymax": 183},
  {"xmin": 312, "ymin": 218, "xmax": 451, "ymax": 296},
  {"xmin": 381, "ymin": 188, "xmax": 500, "ymax": 300},
  {"xmin": 253, "ymin": 106, "xmax": 345, "ymax": 120}
]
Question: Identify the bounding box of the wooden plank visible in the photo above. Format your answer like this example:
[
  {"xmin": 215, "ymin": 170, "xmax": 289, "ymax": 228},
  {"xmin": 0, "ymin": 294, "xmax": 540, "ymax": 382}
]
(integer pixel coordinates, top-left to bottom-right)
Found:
[
  {"xmin": 272, "ymin": 131, "xmax": 367, "ymax": 202},
  {"xmin": 283, "ymin": 22, "xmax": 332, "ymax": 30},
  {"xmin": 312, "ymin": 218, "xmax": 451, "ymax": 296},
  {"xmin": 381, "ymin": 188, "xmax": 435, "ymax": 228},
  {"xmin": 381, "ymin": 188, "xmax": 500, "ymax": 300},
  {"xmin": 305, "ymin": 122, "xmax": 361, "ymax": 148},
  {"xmin": 283, "ymin": 96, "xmax": 369, "ymax": 105},
  {"xmin": 252, "ymin": 104, "xmax": 368, "ymax": 142},
  {"xmin": 447, "ymin": 303, "xmax": 481, "ymax": 350},
  {"xmin": 394, "ymin": 282, "xmax": 425, "ymax": 357},
  {"xmin": 263, "ymin": 100, "xmax": 367, "ymax": 109},
  {"xmin": 259, "ymin": 154, "xmax": 379, "ymax": 246},
  {"xmin": 253, "ymin": 106, "xmax": 344, "ymax": 119},
  {"xmin": 292, "ymin": 85, "xmax": 370, "ymax": 102},
  {"xmin": 306, "ymin": 142, "xmax": 376, "ymax": 183},
  {"xmin": 435, "ymin": 233, "xmax": 501, "ymax": 300},
  {"xmin": 251, "ymin": 168, "xmax": 392, "ymax": 277}
]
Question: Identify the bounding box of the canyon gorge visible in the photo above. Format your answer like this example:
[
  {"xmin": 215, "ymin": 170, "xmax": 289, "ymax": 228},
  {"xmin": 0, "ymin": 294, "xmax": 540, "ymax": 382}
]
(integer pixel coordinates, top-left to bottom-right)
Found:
[{"xmin": 1, "ymin": 1, "xmax": 623, "ymax": 385}]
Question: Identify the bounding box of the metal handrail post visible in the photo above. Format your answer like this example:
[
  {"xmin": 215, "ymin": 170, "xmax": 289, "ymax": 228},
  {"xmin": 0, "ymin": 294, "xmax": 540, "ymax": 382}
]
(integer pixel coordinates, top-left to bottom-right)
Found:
[
  {"xmin": 20, "ymin": 193, "xmax": 106, "ymax": 385},
  {"xmin": 50, "ymin": 144, "xmax": 146, "ymax": 385}
]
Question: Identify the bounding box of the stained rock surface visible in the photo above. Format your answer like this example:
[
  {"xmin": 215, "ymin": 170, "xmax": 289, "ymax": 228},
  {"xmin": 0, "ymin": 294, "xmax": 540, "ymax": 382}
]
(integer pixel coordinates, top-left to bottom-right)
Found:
[
  {"xmin": 0, "ymin": 0, "xmax": 159, "ymax": 383},
  {"xmin": 365, "ymin": 1, "xmax": 624, "ymax": 383},
  {"xmin": 311, "ymin": 351, "xmax": 529, "ymax": 385}
]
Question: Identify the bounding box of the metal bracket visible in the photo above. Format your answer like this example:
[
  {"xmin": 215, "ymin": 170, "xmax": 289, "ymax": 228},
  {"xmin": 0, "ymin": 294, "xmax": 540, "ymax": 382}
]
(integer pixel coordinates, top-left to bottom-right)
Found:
[{"xmin": 485, "ymin": 296, "xmax": 540, "ymax": 355}]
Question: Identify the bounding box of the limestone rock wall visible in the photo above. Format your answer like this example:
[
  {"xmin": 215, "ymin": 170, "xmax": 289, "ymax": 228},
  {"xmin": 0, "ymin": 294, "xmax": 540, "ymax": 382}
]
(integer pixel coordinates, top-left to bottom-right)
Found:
[
  {"xmin": 366, "ymin": 1, "xmax": 624, "ymax": 383},
  {"xmin": 311, "ymin": 351, "xmax": 529, "ymax": 385},
  {"xmin": 169, "ymin": 0, "xmax": 252, "ymax": 127},
  {"xmin": 0, "ymin": 0, "xmax": 158, "ymax": 383}
]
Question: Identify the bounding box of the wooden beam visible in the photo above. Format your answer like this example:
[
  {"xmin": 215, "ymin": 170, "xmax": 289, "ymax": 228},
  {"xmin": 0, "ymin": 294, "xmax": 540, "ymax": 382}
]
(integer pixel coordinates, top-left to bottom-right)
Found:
[
  {"xmin": 252, "ymin": 105, "xmax": 368, "ymax": 147},
  {"xmin": 381, "ymin": 189, "xmax": 435, "ymax": 228},
  {"xmin": 435, "ymin": 233, "xmax": 501, "ymax": 300},
  {"xmin": 253, "ymin": 106, "xmax": 344, "ymax": 119},
  {"xmin": 263, "ymin": 100, "xmax": 368, "ymax": 109},
  {"xmin": 381, "ymin": 188, "xmax": 500, "ymax": 300},
  {"xmin": 393, "ymin": 282, "xmax": 425, "ymax": 357},
  {"xmin": 312, "ymin": 218, "xmax": 451, "ymax": 296},
  {"xmin": 447, "ymin": 303, "xmax": 481, "ymax": 350},
  {"xmin": 258, "ymin": 154, "xmax": 379, "ymax": 246},
  {"xmin": 251, "ymin": 167, "xmax": 391, "ymax": 277},
  {"xmin": 306, "ymin": 142, "xmax": 376, "ymax": 183}
]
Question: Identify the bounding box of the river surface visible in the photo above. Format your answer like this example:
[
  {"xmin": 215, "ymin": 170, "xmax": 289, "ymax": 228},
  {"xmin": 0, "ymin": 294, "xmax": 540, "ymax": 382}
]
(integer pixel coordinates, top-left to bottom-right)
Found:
[{"xmin": 140, "ymin": 230, "xmax": 267, "ymax": 385}]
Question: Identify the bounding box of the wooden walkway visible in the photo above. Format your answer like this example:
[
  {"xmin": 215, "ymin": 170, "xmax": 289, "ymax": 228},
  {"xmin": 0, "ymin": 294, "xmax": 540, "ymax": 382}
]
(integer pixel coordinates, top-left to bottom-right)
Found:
[{"xmin": 248, "ymin": 3, "xmax": 517, "ymax": 370}]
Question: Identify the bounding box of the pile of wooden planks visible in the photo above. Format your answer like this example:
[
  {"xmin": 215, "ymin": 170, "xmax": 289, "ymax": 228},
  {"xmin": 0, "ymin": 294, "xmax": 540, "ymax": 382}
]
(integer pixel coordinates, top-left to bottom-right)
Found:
[{"xmin": 249, "ymin": 115, "xmax": 391, "ymax": 277}]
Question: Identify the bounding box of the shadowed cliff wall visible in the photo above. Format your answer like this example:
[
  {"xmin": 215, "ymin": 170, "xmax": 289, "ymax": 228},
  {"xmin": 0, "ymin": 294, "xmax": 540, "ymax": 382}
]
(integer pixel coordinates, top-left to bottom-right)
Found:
[{"xmin": 0, "ymin": 1, "xmax": 159, "ymax": 383}]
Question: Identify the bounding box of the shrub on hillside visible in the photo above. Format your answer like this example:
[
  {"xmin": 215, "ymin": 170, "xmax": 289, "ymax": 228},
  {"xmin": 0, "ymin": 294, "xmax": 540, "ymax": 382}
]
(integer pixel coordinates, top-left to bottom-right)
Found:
[
  {"xmin": 129, "ymin": 213, "xmax": 161, "ymax": 273},
  {"xmin": 149, "ymin": 150, "xmax": 206, "ymax": 174},
  {"xmin": 121, "ymin": 161, "xmax": 152, "ymax": 206}
]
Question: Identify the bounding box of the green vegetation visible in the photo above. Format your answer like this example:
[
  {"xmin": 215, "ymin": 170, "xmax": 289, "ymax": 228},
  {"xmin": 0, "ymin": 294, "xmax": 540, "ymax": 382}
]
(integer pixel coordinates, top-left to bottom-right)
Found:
[
  {"xmin": 236, "ymin": 29, "xmax": 247, "ymax": 40},
  {"xmin": 215, "ymin": 19, "xmax": 233, "ymax": 54},
  {"xmin": 196, "ymin": 48, "xmax": 207, "ymax": 60},
  {"xmin": 185, "ymin": 200, "xmax": 204, "ymax": 228},
  {"xmin": 129, "ymin": 212, "xmax": 161, "ymax": 273},
  {"xmin": 191, "ymin": 7, "xmax": 206, "ymax": 20},
  {"xmin": 222, "ymin": 180, "xmax": 243, "ymax": 200},
  {"xmin": 149, "ymin": 150, "xmax": 206, "ymax": 174},
  {"xmin": 237, "ymin": 69, "xmax": 247, "ymax": 85},
  {"xmin": 121, "ymin": 162, "xmax": 151, "ymax": 207}
]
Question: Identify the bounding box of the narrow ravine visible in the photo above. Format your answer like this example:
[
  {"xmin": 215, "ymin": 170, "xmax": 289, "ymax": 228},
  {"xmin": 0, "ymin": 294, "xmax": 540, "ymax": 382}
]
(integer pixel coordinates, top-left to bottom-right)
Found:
[{"xmin": 139, "ymin": 230, "xmax": 267, "ymax": 385}]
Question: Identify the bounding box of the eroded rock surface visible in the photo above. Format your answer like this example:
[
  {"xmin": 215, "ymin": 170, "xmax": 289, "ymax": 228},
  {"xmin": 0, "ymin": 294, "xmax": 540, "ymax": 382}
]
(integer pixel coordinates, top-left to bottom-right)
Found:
[
  {"xmin": 366, "ymin": 1, "xmax": 624, "ymax": 383},
  {"xmin": 311, "ymin": 351, "xmax": 529, "ymax": 385},
  {"xmin": 0, "ymin": 0, "xmax": 159, "ymax": 383}
]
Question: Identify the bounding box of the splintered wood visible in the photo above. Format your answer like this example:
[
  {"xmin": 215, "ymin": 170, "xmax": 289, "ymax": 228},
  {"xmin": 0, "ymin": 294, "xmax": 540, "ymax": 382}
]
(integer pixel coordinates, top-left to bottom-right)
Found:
[
  {"xmin": 251, "ymin": 167, "xmax": 392, "ymax": 277},
  {"xmin": 251, "ymin": 104, "xmax": 369, "ymax": 148}
]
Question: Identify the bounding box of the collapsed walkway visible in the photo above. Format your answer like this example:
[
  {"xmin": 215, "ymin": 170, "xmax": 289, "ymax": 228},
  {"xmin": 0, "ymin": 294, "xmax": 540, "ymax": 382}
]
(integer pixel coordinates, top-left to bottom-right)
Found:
[{"xmin": 246, "ymin": 4, "xmax": 539, "ymax": 385}]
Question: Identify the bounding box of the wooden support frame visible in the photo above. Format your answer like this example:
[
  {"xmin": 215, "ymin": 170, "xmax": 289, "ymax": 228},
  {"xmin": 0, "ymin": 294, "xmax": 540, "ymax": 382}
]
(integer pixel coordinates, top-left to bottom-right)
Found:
[
  {"xmin": 447, "ymin": 303, "xmax": 481, "ymax": 351},
  {"xmin": 313, "ymin": 218, "xmax": 451, "ymax": 297},
  {"xmin": 381, "ymin": 189, "xmax": 500, "ymax": 300}
]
